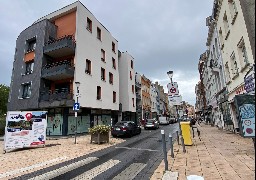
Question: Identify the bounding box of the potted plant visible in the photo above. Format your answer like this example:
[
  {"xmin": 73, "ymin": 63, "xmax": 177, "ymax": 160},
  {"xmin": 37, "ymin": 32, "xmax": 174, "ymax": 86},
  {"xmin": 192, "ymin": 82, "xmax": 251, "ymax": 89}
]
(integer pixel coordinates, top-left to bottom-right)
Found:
[{"xmin": 89, "ymin": 124, "xmax": 111, "ymax": 144}]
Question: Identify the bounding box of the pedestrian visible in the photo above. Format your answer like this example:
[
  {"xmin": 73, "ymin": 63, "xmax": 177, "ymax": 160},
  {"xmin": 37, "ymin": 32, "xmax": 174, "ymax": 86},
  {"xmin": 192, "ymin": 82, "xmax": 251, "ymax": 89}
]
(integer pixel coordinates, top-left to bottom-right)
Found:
[{"xmin": 190, "ymin": 117, "xmax": 201, "ymax": 140}]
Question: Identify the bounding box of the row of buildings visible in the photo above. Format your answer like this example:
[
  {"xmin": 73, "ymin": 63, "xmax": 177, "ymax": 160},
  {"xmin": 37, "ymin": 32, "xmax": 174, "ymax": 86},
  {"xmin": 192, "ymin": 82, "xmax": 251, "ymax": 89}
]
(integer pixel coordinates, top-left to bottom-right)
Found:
[
  {"xmin": 7, "ymin": 1, "xmax": 191, "ymax": 136},
  {"xmin": 195, "ymin": 0, "xmax": 255, "ymax": 132}
]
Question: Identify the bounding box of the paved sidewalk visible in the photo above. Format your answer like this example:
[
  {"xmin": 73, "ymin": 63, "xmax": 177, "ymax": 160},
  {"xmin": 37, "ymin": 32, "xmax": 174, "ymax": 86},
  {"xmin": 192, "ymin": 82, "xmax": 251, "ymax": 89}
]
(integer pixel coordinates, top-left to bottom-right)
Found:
[
  {"xmin": 151, "ymin": 124, "xmax": 255, "ymax": 180},
  {"xmin": 0, "ymin": 135, "xmax": 125, "ymax": 179}
]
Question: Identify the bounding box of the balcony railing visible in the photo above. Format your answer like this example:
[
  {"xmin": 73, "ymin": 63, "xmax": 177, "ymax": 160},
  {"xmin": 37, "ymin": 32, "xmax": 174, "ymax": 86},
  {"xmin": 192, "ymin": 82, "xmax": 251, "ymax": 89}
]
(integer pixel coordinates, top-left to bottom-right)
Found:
[
  {"xmin": 40, "ymin": 91, "xmax": 73, "ymax": 102},
  {"xmin": 44, "ymin": 35, "xmax": 76, "ymax": 58},
  {"xmin": 135, "ymin": 81, "xmax": 141, "ymax": 88},
  {"xmin": 41, "ymin": 60, "xmax": 74, "ymax": 81},
  {"xmin": 136, "ymin": 93, "xmax": 141, "ymax": 99}
]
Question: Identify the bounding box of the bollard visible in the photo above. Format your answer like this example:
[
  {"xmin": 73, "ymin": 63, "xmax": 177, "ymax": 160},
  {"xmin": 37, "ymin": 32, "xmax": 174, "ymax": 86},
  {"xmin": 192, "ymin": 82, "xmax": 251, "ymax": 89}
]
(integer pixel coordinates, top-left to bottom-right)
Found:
[
  {"xmin": 176, "ymin": 130, "xmax": 180, "ymax": 145},
  {"xmin": 161, "ymin": 130, "xmax": 168, "ymax": 171},
  {"xmin": 169, "ymin": 133, "xmax": 174, "ymax": 158},
  {"xmin": 48, "ymin": 129, "xmax": 51, "ymax": 137},
  {"xmin": 181, "ymin": 136, "xmax": 186, "ymax": 153}
]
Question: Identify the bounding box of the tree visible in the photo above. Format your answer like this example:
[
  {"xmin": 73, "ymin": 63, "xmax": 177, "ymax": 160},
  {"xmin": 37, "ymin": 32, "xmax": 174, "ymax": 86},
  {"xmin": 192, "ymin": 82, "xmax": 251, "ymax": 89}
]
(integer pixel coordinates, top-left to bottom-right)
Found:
[{"xmin": 0, "ymin": 84, "xmax": 9, "ymax": 115}]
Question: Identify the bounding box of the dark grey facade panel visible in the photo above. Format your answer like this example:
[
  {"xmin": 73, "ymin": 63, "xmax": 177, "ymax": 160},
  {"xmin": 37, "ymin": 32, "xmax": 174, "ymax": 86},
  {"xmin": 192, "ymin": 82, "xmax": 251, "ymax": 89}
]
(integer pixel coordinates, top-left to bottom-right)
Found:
[{"xmin": 8, "ymin": 19, "xmax": 57, "ymax": 111}]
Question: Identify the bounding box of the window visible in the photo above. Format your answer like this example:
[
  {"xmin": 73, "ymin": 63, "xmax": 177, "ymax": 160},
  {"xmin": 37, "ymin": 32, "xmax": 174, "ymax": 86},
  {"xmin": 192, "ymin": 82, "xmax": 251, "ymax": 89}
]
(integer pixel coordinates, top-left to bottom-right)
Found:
[
  {"xmin": 219, "ymin": 28, "xmax": 224, "ymax": 49},
  {"xmin": 215, "ymin": 38, "xmax": 219, "ymax": 57},
  {"xmin": 228, "ymin": 0, "xmax": 238, "ymax": 23},
  {"xmin": 237, "ymin": 38, "xmax": 249, "ymax": 69},
  {"xmin": 225, "ymin": 62, "xmax": 231, "ymax": 83},
  {"xmin": 113, "ymin": 91, "xmax": 116, "ymax": 103},
  {"xmin": 21, "ymin": 82, "xmax": 31, "ymax": 98},
  {"xmin": 230, "ymin": 52, "xmax": 239, "ymax": 77},
  {"xmin": 112, "ymin": 42, "xmax": 115, "ymax": 53},
  {"xmin": 223, "ymin": 12, "xmax": 230, "ymax": 39},
  {"xmin": 97, "ymin": 86, "xmax": 101, "ymax": 100},
  {"xmin": 112, "ymin": 58, "xmax": 116, "ymax": 69},
  {"xmin": 109, "ymin": 72, "xmax": 113, "ymax": 84},
  {"xmin": 27, "ymin": 39, "xmax": 36, "ymax": 52},
  {"xmin": 85, "ymin": 59, "xmax": 91, "ymax": 74},
  {"xmin": 101, "ymin": 68, "xmax": 105, "ymax": 81},
  {"xmin": 97, "ymin": 27, "xmax": 101, "ymax": 40},
  {"xmin": 132, "ymin": 85, "xmax": 134, "ymax": 94},
  {"xmin": 130, "ymin": 71, "xmax": 132, "ymax": 80},
  {"xmin": 101, "ymin": 49, "xmax": 105, "ymax": 62},
  {"xmin": 87, "ymin": 18, "xmax": 92, "ymax": 32},
  {"xmin": 131, "ymin": 60, "xmax": 133, "ymax": 69},
  {"xmin": 132, "ymin": 98, "xmax": 135, "ymax": 107},
  {"xmin": 25, "ymin": 61, "xmax": 34, "ymax": 74}
]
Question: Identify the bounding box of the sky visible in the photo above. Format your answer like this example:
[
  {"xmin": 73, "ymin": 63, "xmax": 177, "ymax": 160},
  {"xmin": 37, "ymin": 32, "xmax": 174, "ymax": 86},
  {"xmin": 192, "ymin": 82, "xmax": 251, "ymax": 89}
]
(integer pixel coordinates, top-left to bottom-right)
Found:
[{"xmin": 0, "ymin": 0, "xmax": 213, "ymax": 106}]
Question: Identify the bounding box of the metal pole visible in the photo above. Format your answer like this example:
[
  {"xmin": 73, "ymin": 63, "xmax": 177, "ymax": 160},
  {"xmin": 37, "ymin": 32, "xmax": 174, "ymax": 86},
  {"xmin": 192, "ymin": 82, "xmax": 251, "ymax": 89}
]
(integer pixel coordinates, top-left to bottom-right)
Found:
[
  {"xmin": 161, "ymin": 130, "xmax": 168, "ymax": 171},
  {"xmin": 75, "ymin": 96, "xmax": 79, "ymax": 144},
  {"xmin": 181, "ymin": 136, "xmax": 186, "ymax": 153},
  {"xmin": 176, "ymin": 130, "xmax": 180, "ymax": 145},
  {"xmin": 169, "ymin": 133, "xmax": 174, "ymax": 158}
]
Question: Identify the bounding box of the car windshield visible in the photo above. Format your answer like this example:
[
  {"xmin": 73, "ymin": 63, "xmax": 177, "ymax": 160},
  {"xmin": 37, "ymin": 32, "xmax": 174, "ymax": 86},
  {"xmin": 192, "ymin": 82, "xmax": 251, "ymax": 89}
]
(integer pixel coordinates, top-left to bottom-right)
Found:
[
  {"xmin": 146, "ymin": 119, "xmax": 154, "ymax": 123},
  {"xmin": 115, "ymin": 122, "xmax": 128, "ymax": 126}
]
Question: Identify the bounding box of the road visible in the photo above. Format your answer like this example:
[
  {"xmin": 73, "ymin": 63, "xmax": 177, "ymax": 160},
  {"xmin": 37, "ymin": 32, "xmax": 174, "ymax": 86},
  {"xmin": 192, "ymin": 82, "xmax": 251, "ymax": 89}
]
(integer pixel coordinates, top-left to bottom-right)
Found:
[{"xmin": 12, "ymin": 123, "xmax": 179, "ymax": 180}]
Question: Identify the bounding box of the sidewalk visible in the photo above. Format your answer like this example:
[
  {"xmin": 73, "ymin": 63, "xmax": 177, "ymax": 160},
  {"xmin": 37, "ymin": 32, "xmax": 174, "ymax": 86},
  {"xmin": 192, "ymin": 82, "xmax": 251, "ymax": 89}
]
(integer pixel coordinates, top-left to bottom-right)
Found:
[{"xmin": 151, "ymin": 123, "xmax": 255, "ymax": 180}]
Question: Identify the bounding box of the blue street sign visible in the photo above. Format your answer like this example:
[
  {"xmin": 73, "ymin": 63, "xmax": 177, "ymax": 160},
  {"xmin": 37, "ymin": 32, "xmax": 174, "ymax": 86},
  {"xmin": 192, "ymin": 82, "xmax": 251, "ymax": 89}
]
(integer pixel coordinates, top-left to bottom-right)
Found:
[{"xmin": 73, "ymin": 103, "xmax": 80, "ymax": 111}]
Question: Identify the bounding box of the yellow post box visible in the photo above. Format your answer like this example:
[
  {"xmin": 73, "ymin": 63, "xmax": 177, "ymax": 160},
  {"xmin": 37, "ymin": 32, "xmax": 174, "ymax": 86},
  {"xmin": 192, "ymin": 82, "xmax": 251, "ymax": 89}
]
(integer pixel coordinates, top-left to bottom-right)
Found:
[{"xmin": 180, "ymin": 121, "xmax": 193, "ymax": 145}]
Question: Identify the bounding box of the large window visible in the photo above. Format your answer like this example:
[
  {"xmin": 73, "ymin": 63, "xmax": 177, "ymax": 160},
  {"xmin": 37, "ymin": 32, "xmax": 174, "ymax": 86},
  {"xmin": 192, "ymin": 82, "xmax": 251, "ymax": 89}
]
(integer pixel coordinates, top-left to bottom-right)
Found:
[
  {"xmin": 101, "ymin": 68, "xmax": 105, "ymax": 81},
  {"xmin": 101, "ymin": 49, "xmax": 105, "ymax": 62},
  {"xmin": 230, "ymin": 52, "xmax": 239, "ymax": 77},
  {"xmin": 27, "ymin": 39, "xmax": 36, "ymax": 53},
  {"xmin": 113, "ymin": 91, "xmax": 116, "ymax": 103},
  {"xmin": 21, "ymin": 82, "xmax": 31, "ymax": 98},
  {"xmin": 85, "ymin": 59, "xmax": 91, "ymax": 74},
  {"xmin": 112, "ymin": 42, "xmax": 116, "ymax": 53},
  {"xmin": 97, "ymin": 86, "xmax": 101, "ymax": 100},
  {"xmin": 225, "ymin": 62, "xmax": 231, "ymax": 83},
  {"xmin": 109, "ymin": 72, "xmax": 113, "ymax": 84},
  {"xmin": 25, "ymin": 61, "xmax": 34, "ymax": 74},
  {"xmin": 87, "ymin": 18, "xmax": 92, "ymax": 32},
  {"xmin": 97, "ymin": 27, "xmax": 101, "ymax": 40},
  {"xmin": 112, "ymin": 58, "xmax": 116, "ymax": 69}
]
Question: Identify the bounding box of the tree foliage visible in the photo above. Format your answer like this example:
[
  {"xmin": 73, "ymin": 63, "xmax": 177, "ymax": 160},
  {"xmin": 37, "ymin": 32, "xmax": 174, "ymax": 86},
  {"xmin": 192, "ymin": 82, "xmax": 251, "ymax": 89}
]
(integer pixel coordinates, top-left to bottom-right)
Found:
[{"xmin": 0, "ymin": 84, "xmax": 9, "ymax": 115}]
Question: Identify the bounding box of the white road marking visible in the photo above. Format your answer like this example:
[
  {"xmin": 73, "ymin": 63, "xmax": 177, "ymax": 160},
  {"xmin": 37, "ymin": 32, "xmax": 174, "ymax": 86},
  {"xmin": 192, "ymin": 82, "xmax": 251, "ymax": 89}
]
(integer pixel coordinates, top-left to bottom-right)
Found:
[
  {"xmin": 71, "ymin": 159, "xmax": 120, "ymax": 180},
  {"xmin": 115, "ymin": 146, "xmax": 159, "ymax": 152},
  {"xmin": 27, "ymin": 157, "xmax": 98, "ymax": 180},
  {"xmin": 0, "ymin": 156, "xmax": 68, "ymax": 178},
  {"xmin": 113, "ymin": 163, "xmax": 147, "ymax": 180}
]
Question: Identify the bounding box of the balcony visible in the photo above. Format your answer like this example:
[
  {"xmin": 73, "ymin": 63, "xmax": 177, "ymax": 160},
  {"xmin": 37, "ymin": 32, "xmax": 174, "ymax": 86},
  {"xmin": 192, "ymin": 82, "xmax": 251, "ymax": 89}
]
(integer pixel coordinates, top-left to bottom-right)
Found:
[
  {"xmin": 136, "ymin": 93, "xmax": 141, "ymax": 99},
  {"xmin": 44, "ymin": 35, "xmax": 76, "ymax": 58},
  {"xmin": 41, "ymin": 60, "xmax": 74, "ymax": 81},
  {"xmin": 135, "ymin": 81, "xmax": 141, "ymax": 88},
  {"xmin": 39, "ymin": 90, "xmax": 74, "ymax": 108}
]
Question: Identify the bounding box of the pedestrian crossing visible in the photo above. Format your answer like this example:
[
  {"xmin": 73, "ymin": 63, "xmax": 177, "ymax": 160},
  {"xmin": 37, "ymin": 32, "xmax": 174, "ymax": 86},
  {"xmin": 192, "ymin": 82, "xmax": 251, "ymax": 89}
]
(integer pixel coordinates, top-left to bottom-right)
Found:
[{"xmin": 24, "ymin": 156, "xmax": 147, "ymax": 180}]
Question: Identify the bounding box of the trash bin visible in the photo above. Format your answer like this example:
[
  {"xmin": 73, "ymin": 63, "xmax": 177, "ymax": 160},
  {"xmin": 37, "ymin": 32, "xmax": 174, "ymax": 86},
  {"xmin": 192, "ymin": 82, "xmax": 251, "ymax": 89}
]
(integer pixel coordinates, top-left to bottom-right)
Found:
[{"xmin": 180, "ymin": 121, "xmax": 193, "ymax": 145}]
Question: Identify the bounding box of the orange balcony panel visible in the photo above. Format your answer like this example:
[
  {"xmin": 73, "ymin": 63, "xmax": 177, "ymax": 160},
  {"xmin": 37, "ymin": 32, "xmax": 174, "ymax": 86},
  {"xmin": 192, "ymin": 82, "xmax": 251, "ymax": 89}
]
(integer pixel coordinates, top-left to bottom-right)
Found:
[{"xmin": 24, "ymin": 51, "xmax": 35, "ymax": 62}]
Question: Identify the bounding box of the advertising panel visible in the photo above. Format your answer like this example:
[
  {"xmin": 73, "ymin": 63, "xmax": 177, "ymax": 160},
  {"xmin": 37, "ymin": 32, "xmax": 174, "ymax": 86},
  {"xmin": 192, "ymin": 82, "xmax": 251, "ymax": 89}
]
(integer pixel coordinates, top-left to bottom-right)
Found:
[{"xmin": 4, "ymin": 111, "xmax": 47, "ymax": 151}]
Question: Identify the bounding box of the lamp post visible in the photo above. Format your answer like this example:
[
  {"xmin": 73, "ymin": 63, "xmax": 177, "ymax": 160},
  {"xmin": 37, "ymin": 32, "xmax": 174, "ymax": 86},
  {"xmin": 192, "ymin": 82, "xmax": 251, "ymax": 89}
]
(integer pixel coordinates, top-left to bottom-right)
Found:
[
  {"xmin": 74, "ymin": 81, "xmax": 80, "ymax": 144},
  {"xmin": 167, "ymin": 70, "xmax": 181, "ymax": 134}
]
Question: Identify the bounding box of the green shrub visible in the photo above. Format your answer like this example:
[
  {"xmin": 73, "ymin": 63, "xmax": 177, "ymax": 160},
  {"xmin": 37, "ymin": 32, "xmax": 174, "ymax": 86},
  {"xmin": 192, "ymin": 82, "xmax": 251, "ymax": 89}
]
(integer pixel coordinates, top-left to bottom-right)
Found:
[{"xmin": 88, "ymin": 125, "xmax": 111, "ymax": 134}]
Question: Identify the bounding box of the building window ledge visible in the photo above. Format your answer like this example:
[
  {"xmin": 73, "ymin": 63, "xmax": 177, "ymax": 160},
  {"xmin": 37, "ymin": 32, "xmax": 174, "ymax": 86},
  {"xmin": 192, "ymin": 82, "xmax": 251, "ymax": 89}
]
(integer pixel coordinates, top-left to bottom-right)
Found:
[
  {"xmin": 225, "ymin": 30, "xmax": 230, "ymax": 40},
  {"xmin": 232, "ymin": 73, "xmax": 239, "ymax": 80},
  {"xmin": 240, "ymin": 63, "xmax": 250, "ymax": 72}
]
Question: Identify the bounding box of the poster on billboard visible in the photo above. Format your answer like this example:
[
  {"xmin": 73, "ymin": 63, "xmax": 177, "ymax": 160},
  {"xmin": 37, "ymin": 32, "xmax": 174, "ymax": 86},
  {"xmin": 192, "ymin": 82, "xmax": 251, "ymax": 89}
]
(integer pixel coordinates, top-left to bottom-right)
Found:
[
  {"xmin": 167, "ymin": 82, "xmax": 179, "ymax": 96},
  {"xmin": 4, "ymin": 111, "xmax": 47, "ymax": 151}
]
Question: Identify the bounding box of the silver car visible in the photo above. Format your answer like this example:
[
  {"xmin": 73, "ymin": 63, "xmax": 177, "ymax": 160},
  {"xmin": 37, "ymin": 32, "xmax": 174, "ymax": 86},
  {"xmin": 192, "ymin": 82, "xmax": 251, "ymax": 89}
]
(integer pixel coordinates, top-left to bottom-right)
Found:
[{"xmin": 144, "ymin": 119, "xmax": 159, "ymax": 130}]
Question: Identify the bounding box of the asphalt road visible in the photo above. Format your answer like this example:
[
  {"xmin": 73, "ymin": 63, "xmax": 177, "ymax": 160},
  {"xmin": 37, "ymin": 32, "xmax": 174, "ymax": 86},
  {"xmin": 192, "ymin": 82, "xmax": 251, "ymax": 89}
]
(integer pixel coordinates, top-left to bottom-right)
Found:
[{"xmin": 12, "ymin": 123, "xmax": 179, "ymax": 180}]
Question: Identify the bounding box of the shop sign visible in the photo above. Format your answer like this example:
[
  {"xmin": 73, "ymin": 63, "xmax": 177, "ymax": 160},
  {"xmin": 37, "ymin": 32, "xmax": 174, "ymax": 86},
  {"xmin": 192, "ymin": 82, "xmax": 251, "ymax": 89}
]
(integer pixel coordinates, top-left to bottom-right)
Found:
[
  {"xmin": 244, "ymin": 73, "xmax": 255, "ymax": 94},
  {"xmin": 235, "ymin": 85, "xmax": 246, "ymax": 95}
]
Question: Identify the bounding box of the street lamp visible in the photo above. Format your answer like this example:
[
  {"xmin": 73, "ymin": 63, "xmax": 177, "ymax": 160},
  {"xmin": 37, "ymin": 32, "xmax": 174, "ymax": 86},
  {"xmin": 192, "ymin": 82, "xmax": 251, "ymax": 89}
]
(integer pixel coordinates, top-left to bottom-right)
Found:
[
  {"xmin": 167, "ymin": 71, "xmax": 174, "ymax": 84},
  {"xmin": 74, "ymin": 81, "xmax": 80, "ymax": 144}
]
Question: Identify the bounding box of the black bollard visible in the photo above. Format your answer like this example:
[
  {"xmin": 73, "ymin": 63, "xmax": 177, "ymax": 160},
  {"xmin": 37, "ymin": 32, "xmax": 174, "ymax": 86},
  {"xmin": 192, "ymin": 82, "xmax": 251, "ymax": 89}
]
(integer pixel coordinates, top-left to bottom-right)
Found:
[
  {"xmin": 169, "ymin": 133, "xmax": 174, "ymax": 158},
  {"xmin": 176, "ymin": 130, "xmax": 180, "ymax": 145},
  {"xmin": 181, "ymin": 136, "xmax": 186, "ymax": 153},
  {"xmin": 161, "ymin": 130, "xmax": 168, "ymax": 171}
]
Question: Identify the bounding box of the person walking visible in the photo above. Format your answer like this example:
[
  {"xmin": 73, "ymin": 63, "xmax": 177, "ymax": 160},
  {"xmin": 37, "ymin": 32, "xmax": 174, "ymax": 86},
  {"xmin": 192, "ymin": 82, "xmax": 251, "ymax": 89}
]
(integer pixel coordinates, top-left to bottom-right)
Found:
[{"xmin": 190, "ymin": 117, "xmax": 201, "ymax": 140}]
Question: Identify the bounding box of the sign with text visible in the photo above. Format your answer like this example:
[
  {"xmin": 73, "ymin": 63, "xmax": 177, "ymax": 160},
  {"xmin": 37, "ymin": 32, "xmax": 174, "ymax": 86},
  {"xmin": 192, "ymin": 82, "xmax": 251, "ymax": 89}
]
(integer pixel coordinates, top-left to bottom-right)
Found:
[
  {"xmin": 4, "ymin": 111, "xmax": 47, "ymax": 151},
  {"xmin": 168, "ymin": 95, "xmax": 182, "ymax": 106},
  {"xmin": 167, "ymin": 82, "xmax": 179, "ymax": 96}
]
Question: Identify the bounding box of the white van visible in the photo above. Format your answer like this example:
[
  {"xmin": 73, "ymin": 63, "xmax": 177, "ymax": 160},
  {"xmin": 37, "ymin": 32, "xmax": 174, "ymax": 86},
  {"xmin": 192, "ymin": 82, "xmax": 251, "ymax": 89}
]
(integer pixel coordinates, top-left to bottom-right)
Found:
[{"xmin": 159, "ymin": 116, "xmax": 169, "ymax": 125}]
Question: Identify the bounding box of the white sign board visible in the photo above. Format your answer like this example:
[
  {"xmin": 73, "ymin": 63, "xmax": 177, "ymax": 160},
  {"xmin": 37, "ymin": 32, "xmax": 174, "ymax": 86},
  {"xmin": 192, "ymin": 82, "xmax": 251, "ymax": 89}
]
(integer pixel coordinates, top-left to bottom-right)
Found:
[
  {"xmin": 168, "ymin": 95, "xmax": 182, "ymax": 106},
  {"xmin": 167, "ymin": 82, "xmax": 179, "ymax": 96},
  {"xmin": 4, "ymin": 111, "xmax": 47, "ymax": 151}
]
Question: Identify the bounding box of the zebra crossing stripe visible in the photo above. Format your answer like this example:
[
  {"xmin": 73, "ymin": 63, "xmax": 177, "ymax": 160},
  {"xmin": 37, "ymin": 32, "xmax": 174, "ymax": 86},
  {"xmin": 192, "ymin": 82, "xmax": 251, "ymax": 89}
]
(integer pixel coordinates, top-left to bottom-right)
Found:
[
  {"xmin": 27, "ymin": 157, "xmax": 98, "ymax": 180},
  {"xmin": 113, "ymin": 163, "xmax": 147, "ymax": 180},
  {"xmin": 71, "ymin": 159, "xmax": 120, "ymax": 180}
]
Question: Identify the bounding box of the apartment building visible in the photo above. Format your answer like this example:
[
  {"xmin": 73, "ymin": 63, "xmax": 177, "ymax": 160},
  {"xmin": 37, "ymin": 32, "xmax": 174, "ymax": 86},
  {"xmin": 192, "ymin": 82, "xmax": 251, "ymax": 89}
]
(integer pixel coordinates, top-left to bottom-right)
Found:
[
  {"xmin": 214, "ymin": 0, "xmax": 255, "ymax": 131},
  {"xmin": 141, "ymin": 75, "xmax": 151, "ymax": 119},
  {"xmin": 135, "ymin": 72, "xmax": 142, "ymax": 121},
  {"xmin": 150, "ymin": 83, "xmax": 158, "ymax": 119},
  {"xmin": 7, "ymin": 1, "xmax": 134, "ymax": 135},
  {"xmin": 118, "ymin": 51, "xmax": 136, "ymax": 122}
]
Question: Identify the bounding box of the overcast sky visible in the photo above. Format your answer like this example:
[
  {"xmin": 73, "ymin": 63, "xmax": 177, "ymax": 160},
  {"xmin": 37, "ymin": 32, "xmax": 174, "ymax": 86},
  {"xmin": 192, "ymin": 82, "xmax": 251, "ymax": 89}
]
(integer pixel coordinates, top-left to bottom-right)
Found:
[{"xmin": 0, "ymin": 0, "xmax": 213, "ymax": 106}]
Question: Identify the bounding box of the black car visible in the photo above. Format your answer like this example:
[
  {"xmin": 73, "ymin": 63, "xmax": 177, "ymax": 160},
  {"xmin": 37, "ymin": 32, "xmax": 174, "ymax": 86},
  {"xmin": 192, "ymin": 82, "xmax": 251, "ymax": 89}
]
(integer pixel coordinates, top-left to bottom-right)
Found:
[{"xmin": 111, "ymin": 121, "xmax": 141, "ymax": 137}]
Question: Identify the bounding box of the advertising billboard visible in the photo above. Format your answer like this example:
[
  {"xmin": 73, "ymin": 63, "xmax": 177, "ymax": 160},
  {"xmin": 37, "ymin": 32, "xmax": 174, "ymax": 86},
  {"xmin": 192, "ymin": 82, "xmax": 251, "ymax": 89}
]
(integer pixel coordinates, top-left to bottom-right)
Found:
[{"xmin": 4, "ymin": 111, "xmax": 47, "ymax": 151}]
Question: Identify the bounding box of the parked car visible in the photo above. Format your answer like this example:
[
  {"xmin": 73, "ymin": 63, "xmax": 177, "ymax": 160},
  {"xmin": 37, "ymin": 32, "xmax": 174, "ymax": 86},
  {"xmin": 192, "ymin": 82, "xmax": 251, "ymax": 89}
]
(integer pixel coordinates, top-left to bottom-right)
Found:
[
  {"xmin": 111, "ymin": 121, "xmax": 141, "ymax": 137},
  {"xmin": 169, "ymin": 116, "xmax": 177, "ymax": 124},
  {"xmin": 159, "ymin": 116, "xmax": 169, "ymax": 125},
  {"xmin": 144, "ymin": 119, "xmax": 160, "ymax": 130},
  {"xmin": 180, "ymin": 116, "xmax": 191, "ymax": 122}
]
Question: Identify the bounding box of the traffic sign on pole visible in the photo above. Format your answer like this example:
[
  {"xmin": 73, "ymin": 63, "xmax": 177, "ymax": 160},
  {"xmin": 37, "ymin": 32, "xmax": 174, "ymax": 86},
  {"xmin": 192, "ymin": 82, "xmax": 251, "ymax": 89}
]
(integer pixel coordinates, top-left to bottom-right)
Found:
[{"xmin": 73, "ymin": 103, "xmax": 80, "ymax": 111}]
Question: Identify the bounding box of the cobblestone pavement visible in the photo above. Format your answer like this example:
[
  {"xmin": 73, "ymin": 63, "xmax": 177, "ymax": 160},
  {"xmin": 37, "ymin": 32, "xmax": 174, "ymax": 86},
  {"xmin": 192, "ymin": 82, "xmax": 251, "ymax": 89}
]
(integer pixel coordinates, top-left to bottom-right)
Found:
[
  {"xmin": 151, "ymin": 123, "xmax": 255, "ymax": 180},
  {"xmin": 0, "ymin": 135, "xmax": 125, "ymax": 179}
]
